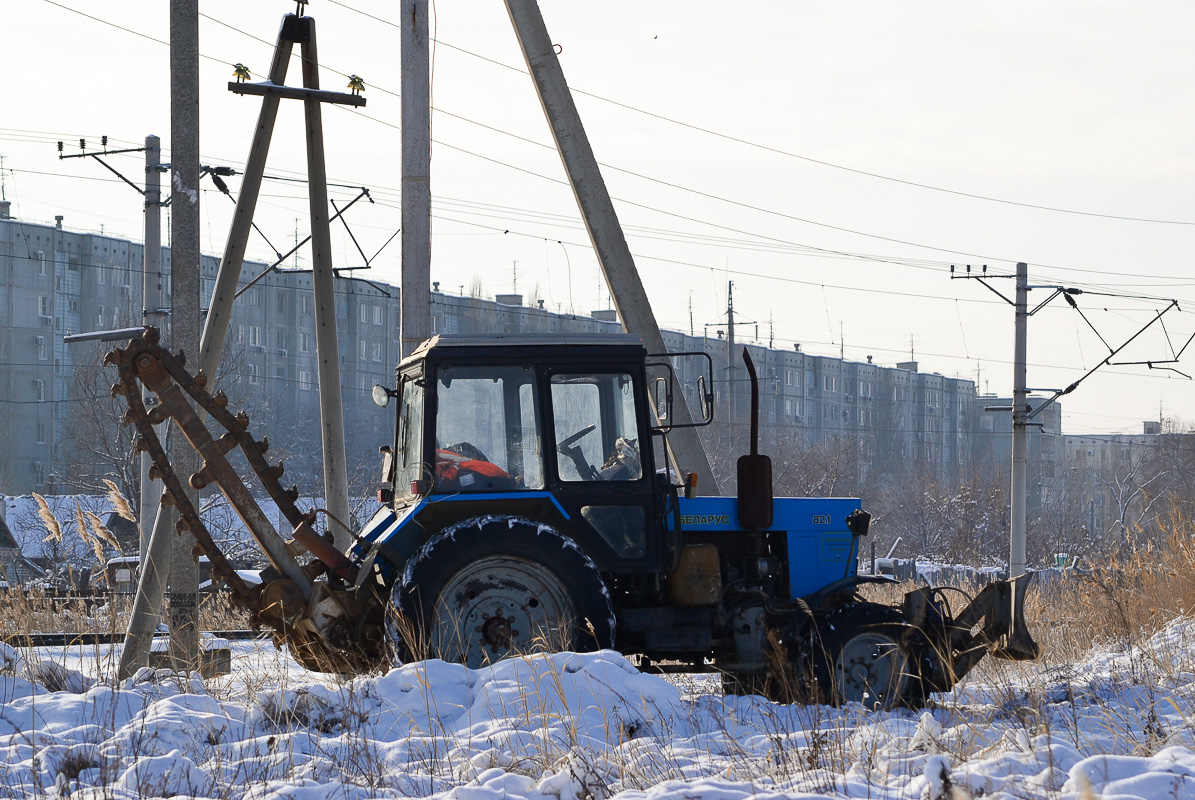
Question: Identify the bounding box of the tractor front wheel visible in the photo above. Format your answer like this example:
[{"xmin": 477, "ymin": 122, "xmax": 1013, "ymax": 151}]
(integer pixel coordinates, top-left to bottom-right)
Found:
[{"xmin": 386, "ymin": 516, "xmax": 614, "ymax": 669}]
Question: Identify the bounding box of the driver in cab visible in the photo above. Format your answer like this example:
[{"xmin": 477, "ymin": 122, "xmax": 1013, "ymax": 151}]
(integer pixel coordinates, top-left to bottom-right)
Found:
[{"xmin": 435, "ymin": 441, "xmax": 516, "ymax": 492}]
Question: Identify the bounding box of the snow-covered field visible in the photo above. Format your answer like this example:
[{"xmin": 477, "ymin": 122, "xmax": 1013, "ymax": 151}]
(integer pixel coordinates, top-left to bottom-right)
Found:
[{"xmin": 3, "ymin": 622, "xmax": 1195, "ymax": 800}]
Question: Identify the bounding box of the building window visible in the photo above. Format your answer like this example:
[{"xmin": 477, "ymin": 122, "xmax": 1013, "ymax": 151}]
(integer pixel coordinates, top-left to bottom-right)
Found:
[
  {"xmin": 247, "ymin": 363, "xmax": 260, "ymax": 385},
  {"xmin": 236, "ymin": 324, "xmax": 245, "ymax": 343},
  {"xmin": 248, "ymin": 288, "xmax": 261, "ymax": 308},
  {"xmin": 300, "ymin": 332, "xmax": 311, "ymax": 353},
  {"xmin": 359, "ymin": 305, "xmax": 370, "ymax": 324},
  {"xmin": 823, "ymin": 375, "xmax": 836, "ymax": 393},
  {"xmin": 358, "ymin": 339, "xmax": 368, "ymax": 361},
  {"xmin": 373, "ymin": 305, "xmax": 384, "ymax": 325},
  {"xmin": 97, "ymin": 305, "xmax": 105, "ymax": 326},
  {"xmin": 97, "ymin": 266, "xmax": 106, "ymax": 285},
  {"xmin": 371, "ymin": 342, "xmax": 383, "ymax": 362},
  {"xmin": 38, "ymin": 296, "xmax": 50, "ymax": 317},
  {"xmin": 34, "ymin": 462, "xmax": 46, "ymax": 487},
  {"xmin": 276, "ymin": 330, "xmax": 287, "ymax": 351},
  {"xmin": 299, "ymin": 371, "xmax": 313, "ymax": 390},
  {"xmin": 34, "ymin": 379, "xmax": 45, "ymax": 402},
  {"xmin": 36, "ymin": 422, "xmax": 47, "ymax": 444},
  {"xmin": 36, "ymin": 336, "xmax": 47, "ymax": 360},
  {"xmin": 36, "ymin": 251, "xmax": 47, "ymax": 275},
  {"xmin": 248, "ymin": 326, "xmax": 262, "ymax": 347}
]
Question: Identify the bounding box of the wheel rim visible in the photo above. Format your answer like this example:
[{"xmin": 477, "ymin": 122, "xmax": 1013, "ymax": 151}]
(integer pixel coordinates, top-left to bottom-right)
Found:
[
  {"xmin": 429, "ymin": 554, "xmax": 577, "ymax": 668},
  {"xmin": 834, "ymin": 631, "xmax": 909, "ymax": 709}
]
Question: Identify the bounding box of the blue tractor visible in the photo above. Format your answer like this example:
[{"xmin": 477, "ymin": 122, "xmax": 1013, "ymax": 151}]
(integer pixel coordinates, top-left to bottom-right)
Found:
[
  {"xmin": 354, "ymin": 333, "xmax": 1039, "ymax": 708},
  {"xmin": 108, "ymin": 329, "xmax": 1037, "ymax": 709}
]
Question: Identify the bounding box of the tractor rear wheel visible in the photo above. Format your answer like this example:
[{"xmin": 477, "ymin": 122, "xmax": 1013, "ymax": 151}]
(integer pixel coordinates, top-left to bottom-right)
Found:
[
  {"xmin": 386, "ymin": 516, "xmax": 614, "ymax": 668},
  {"xmin": 810, "ymin": 602, "xmax": 927, "ymax": 710}
]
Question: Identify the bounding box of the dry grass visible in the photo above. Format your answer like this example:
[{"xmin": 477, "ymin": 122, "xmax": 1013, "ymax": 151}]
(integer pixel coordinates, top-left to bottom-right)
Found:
[
  {"xmin": 855, "ymin": 511, "xmax": 1195, "ymax": 678},
  {"xmin": 0, "ymin": 588, "xmax": 249, "ymax": 637},
  {"xmin": 1, "ymin": 483, "xmax": 250, "ymax": 639},
  {"xmin": 6, "ymin": 517, "xmax": 1195, "ymax": 800},
  {"xmin": 1039, "ymin": 511, "xmax": 1195, "ymax": 657}
]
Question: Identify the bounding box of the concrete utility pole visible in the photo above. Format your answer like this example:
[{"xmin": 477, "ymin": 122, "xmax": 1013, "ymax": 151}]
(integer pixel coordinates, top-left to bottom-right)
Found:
[
  {"xmin": 300, "ymin": 20, "xmax": 352, "ymax": 548},
  {"xmin": 121, "ymin": 38, "xmax": 297, "ymax": 682},
  {"xmin": 503, "ymin": 0, "xmax": 719, "ymax": 494},
  {"xmin": 400, "ymin": 0, "xmax": 432, "ymax": 358},
  {"xmin": 140, "ymin": 136, "xmax": 165, "ymax": 562},
  {"xmin": 166, "ymin": 0, "xmax": 202, "ymax": 672},
  {"xmin": 196, "ymin": 32, "xmax": 294, "ymax": 387},
  {"xmin": 726, "ymin": 281, "xmax": 737, "ymax": 425},
  {"xmin": 1010, "ymin": 261, "xmax": 1028, "ymax": 578}
]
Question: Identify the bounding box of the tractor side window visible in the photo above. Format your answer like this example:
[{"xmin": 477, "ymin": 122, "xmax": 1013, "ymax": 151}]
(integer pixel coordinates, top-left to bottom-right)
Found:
[
  {"xmin": 551, "ymin": 373, "xmax": 643, "ymax": 483},
  {"xmin": 435, "ymin": 366, "xmax": 543, "ymax": 492},
  {"xmin": 396, "ymin": 377, "xmax": 425, "ymax": 493}
]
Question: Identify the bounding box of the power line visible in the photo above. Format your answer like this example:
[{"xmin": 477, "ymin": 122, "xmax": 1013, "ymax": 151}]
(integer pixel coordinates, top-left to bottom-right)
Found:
[
  {"xmin": 12, "ymin": 151, "xmax": 1195, "ymax": 311},
  {"xmin": 323, "ymin": 0, "xmax": 1195, "ymax": 227},
  {"xmin": 19, "ymin": 9, "xmax": 1195, "ymax": 287},
  {"xmin": 151, "ymin": 3, "xmax": 1195, "ymax": 272},
  {"xmin": 16, "ymin": 12, "xmax": 1195, "ymax": 317}
]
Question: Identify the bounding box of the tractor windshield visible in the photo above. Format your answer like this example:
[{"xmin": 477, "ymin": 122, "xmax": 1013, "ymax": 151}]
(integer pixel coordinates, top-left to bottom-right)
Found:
[{"xmin": 433, "ymin": 365, "xmax": 544, "ymax": 492}]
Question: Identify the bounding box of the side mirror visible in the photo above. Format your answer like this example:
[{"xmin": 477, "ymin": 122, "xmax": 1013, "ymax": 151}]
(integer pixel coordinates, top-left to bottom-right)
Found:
[
  {"xmin": 845, "ymin": 509, "xmax": 872, "ymax": 537},
  {"xmin": 379, "ymin": 445, "xmax": 394, "ymax": 482},
  {"xmin": 697, "ymin": 375, "xmax": 712, "ymax": 422},
  {"xmin": 654, "ymin": 376, "xmax": 669, "ymax": 421},
  {"xmin": 377, "ymin": 446, "xmax": 395, "ymax": 503}
]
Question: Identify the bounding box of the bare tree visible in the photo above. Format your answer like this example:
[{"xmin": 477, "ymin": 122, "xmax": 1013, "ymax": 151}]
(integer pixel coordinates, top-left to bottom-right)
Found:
[
  {"xmin": 60, "ymin": 343, "xmax": 138, "ymax": 498},
  {"xmin": 1099, "ymin": 464, "xmax": 1168, "ymax": 542}
]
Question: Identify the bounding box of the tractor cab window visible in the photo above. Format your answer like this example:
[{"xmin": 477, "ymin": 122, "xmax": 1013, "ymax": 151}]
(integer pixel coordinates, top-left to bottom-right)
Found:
[
  {"xmin": 396, "ymin": 376, "xmax": 425, "ymax": 493},
  {"xmin": 550, "ymin": 373, "xmax": 643, "ymax": 483},
  {"xmin": 434, "ymin": 365, "xmax": 543, "ymax": 492}
]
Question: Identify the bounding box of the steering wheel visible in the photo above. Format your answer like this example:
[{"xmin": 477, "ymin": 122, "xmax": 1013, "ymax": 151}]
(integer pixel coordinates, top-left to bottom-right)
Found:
[
  {"xmin": 556, "ymin": 424, "xmax": 599, "ymax": 480},
  {"xmin": 557, "ymin": 424, "xmax": 596, "ymax": 449}
]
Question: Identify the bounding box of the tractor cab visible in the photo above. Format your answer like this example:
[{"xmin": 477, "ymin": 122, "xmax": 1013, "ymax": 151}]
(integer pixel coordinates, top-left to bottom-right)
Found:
[{"xmin": 373, "ymin": 334, "xmax": 692, "ymax": 573}]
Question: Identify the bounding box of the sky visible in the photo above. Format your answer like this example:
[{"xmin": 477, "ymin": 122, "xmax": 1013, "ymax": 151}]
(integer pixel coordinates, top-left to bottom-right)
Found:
[{"xmin": 3, "ymin": 0, "xmax": 1194, "ymax": 435}]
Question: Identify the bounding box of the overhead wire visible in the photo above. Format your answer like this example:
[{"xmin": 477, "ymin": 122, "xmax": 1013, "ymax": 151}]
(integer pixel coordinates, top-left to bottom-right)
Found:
[
  {"xmin": 27, "ymin": 2, "xmax": 1195, "ymax": 292},
  {"xmin": 322, "ymin": 0, "xmax": 1195, "ymax": 227},
  {"xmin": 26, "ymin": 0, "xmax": 1195, "ymax": 369},
  {"xmin": 54, "ymin": 0, "xmax": 1176, "ymax": 289}
]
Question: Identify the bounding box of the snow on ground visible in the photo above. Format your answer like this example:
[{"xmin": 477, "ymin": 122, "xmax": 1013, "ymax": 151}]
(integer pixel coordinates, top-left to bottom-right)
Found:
[{"xmin": 3, "ymin": 622, "xmax": 1195, "ymax": 799}]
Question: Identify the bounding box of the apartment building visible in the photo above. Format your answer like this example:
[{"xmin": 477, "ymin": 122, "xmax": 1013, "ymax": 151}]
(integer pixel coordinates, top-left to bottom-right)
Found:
[{"xmin": 1, "ymin": 208, "xmax": 1008, "ymax": 497}]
